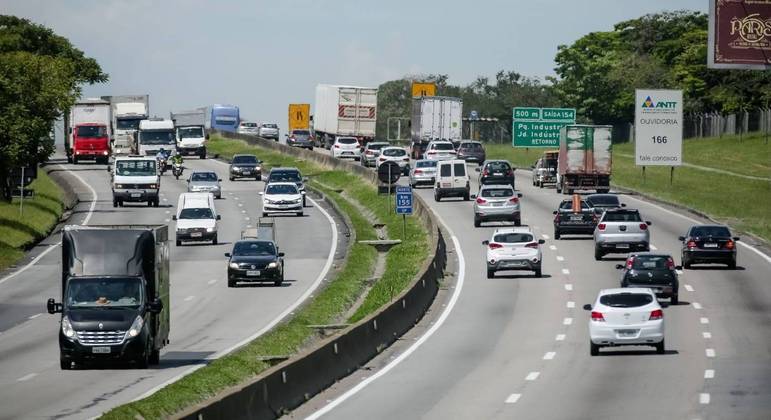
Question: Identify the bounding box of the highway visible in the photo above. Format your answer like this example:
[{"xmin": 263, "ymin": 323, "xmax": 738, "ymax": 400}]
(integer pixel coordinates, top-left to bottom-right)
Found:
[
  {"xmin": 0, "ymin": 150, "xmax": 339, "ymax": 419},
  {"xmin": 291, "ymin": 146, "xmax": 771, "ymax": 420}
]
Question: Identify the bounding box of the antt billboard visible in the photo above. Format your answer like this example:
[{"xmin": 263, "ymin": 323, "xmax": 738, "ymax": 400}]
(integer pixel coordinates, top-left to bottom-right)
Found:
[{"xmin": 708, "ymin": 0, "xmax": 771, "ymax": 69}]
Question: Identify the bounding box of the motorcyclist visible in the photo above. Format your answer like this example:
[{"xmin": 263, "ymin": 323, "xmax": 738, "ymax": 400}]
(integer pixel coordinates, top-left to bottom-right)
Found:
[
  {"xmin": 156, "ymin": 148, "xmax": 169, "ymax": 161},
  {"xmin": 170, "ymin": 151, "xmax": 183, "ymax": 166}
]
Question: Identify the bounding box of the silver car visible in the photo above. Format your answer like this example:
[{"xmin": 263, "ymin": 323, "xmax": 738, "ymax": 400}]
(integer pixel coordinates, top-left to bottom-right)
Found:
[
  {"xmin": 471, "ymin": 184, "xmax": 522, "ymax": 227},
  {"xmin": 409, "ymin": 159, "xmax": 437, "ymax": 188},
  {"xmin": 361, "ymin": 142, "xmax": 389, "ymax": 167},
  {"xmin": 258, "ymin": 123, "xmax": 279, "ymax": 140},
  {"xmin": 187, "ymin": 171, "xmax": 222, "ymax": 199},
  {"xmin": 594, "ymin": 209, "xmax": 651, "ymax": 260}
]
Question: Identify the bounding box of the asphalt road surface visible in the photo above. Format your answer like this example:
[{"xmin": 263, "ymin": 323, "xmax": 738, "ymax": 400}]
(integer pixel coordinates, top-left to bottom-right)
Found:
[
  {"xmin": 0, "ymin": 151, "xmax": 338, "ymax": 419},
  {"xmin": 293, "ymin": 145, "xmax": 771, "ymax": 420}
]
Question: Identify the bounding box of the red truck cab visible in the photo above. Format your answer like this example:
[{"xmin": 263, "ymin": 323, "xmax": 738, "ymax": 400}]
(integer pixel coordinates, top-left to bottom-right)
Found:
[{"xmin": 72, "ymin": 123, "xmax": 110, "ymax": 164}]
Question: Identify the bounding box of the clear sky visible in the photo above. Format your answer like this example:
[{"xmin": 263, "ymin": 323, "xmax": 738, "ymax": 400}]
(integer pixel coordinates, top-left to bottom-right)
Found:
[{"xmin": 5, "ymin": 0, "xmax": 705, "ymax": 133}]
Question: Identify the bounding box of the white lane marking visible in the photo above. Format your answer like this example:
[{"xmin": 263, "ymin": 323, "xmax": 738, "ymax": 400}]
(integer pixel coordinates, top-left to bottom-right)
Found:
[
  {"xmin": 28, "ymin": 313, "xmax": 41, "ymax": 320},
  {"xmin": 238, "ymin": 203, "xmax": 243, "ymax": 207},
  {"xmin": 700, "ymin": 317, "xmax": 710, "ymax": 324},
  {"xmin": 543, "ymin": 352, "xmax": 556, "ymax": 360},
  {"xmin": 649, "ymin": 244, "xmax": 658, "ymax": 250},
  {"xmin": 623, "ymin": 194, "xmax": 771, "ymax": 265},
  {"xmin": 706, "ymin": 348, "xmax": 716, "ymax": 358},
  {"xmin": 556, "ymin": 334, "xmax": 566, "ymax": 341},
  {"xmin": 306, "ymin": 209, "xmax": 466, "ymax": 420},
  {"xmin": 704, "ymin": 369, "xmax": 715, "ymax": 379},
  {"xmin": 566, "ymin": 301, "xmax": 575, "ymax": 309},
  {"xmin": 541, "ymin": 234, "xmax": 549, "ymax": 239},
  {"xmin": 207, "ymin": 279, "xmax": 217, "ymax": 285},
  {"xmin": 699, "ymin": 393, "xmax": 711, "ymax": 404},
  {"xmin": 549, "ymin": 245, "xmax": 557, "ymax": 251},
  {"xmin": 17, "ymin": 373, "xmax": 37, "ymax": 382},
  {"xmin": 136, "ymin": 195, "xmax": 340, "ymax": 402},
  {"xmin": 164, "ymin": 219, "xmax": 170, "ymax": 223},
  {"xmin": 525, "ymin": 372, "xmax": 540, "ymax": 381},
  {"xmin": 183, "ymin": 295, "xmax": 194, "ymax": 302},
  {"xmin": 165, "ymin": 210, "xmax": 170, "ymax": 214},
  {"xmin": 162, "ymin": 198, "xmax": 168, "ymax": 202},
  {"xmin": 692, "ymin": 302, "xmax": 702, "ymax": 309},
  {"xmin": 561, "ymin": 268, "xmax": 570, "ymax": 275},
  {"xmin": 564, "ymin": 284, "xmax": 573, "ymax": 291},
  {"xmin": 563, "ymin": 317, "xmax": 573, "ymax": 325},
  {"xmin": 505, "ymin": 393, "xmax": 521, "ymax": 404},
  {"xmin": 684, "ymin": 284, "xmax": 695, "ymax": 292},
  {"xmin": 1, "ymin": 165, "xmax": 97, "ymax": 286},
  {"xmin": 234, "ymin": 197, "xmax": 239, "ymax": 200},
  {"xmin": 241, "ymin": 210, "xmax": 246, "ymax": 213},
  {"xmin": 703, "ymin": 332, "xmax": 712, "ymax": 339},
  {"xmin": 556, "ymin": 256, "xmax": 565, "ymax": 262}
]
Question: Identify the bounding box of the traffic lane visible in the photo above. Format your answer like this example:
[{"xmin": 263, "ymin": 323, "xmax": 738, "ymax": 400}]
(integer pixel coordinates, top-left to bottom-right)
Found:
[{"xmin": 0, "ymin": 157, "xmax": 337, "ymax": 419}]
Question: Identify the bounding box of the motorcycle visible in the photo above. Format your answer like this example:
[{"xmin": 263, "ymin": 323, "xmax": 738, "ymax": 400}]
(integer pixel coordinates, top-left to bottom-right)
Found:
[
  {"xmin": 158, "ymin": 157, "xmax": 168, "ymax": 175},
  {"xmin": 172, "ymin": 161, "xmax": 184, "ymax": 179}
]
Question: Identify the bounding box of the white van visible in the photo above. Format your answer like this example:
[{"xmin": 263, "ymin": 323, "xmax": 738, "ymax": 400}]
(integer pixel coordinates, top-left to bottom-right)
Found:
[
  {"xmin": 434, "ymin": 159, "xmax": 470, "ymax": 201},
  {"xmin": 173, "ymin": 192, "xmax": 220, "ymax": 246}
]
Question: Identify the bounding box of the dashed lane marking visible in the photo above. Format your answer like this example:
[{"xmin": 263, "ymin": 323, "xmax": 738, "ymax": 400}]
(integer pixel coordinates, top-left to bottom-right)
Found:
[
  {"xmin": 549, "ymin": 245, "xmax": 557, "ymax": 251},
  {"xmin": 525, "ymin": 372, "xmax": 540, "ymax": 381},
  {"xmin": 703, "ymin": 332, "xmax": 712, "ymax": 339},
  {"xmin": 650, "ymin": 244, "xmax": 658, "ymax": 250},
  {"xmin": 542, "ymin": 234, "xmax": 549, "ymax": 240},
  {"xmin": 692, "ymin": 302, "xmax": 702, "ymax": 309},
  {"xmin": 706, "ymin": 348, "xmax": 716, "ymax": 358},
  {"xmin": 17, "ymin": 373, "xmax": 37, "ymax": 382},
  {"xmin": 699, "ymin": 393, "xmax": 710, "ymax": 404},
  {"xmin": 563, "ymin": 318, "xmax": 573, "ymax": 325},
  {"xmin": 684, "ymin": 284, "xmax": 695, "ymax": 292},
  {"xmin": 704, "ymin": 369, "xmax": 715, "ymax": 379},
  {"xmin": 183, "ymin": 295, "xmax": 194, "ymax": 302},
  {"xmin": 505, "ymin": 394, "xmax": 521, "ymax": 404},
  {"xmin": 564, "ymin": 284, "xmax": 573, "ymax": 291},
  {"xmin": 28, "ymin": 314, "xmax": 41, "ymax": 320},
  {"xmin": 207, "ymin": 279, "xmax": 217, "ymax": 285},
  {"xmin": 556, "ymin": 256, "xmax": 565, "ymax": 262},
  {"xmin": 556, "ymin": 334, "xmax": 566, "ymax": 341},
  {"xmin": 561, "ymin": 268, "xmax": 570, "ymax": 275},
  {"xmin": 700, "ymin": 317, "xmax": 709, "ymax": 324},
  {"xmin": 566, "ymin": 301, "xmax": 575, "ymax": 308},
  {"xmin": 543, "ymin": 352, "xmax": 556, "ymax": 360}
]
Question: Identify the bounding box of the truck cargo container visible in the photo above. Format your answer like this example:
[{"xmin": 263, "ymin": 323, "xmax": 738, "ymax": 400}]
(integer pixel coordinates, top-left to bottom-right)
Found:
[
  {"xmin": 171, "ymin": 108, "xmax": 208, "ymax": 158},
  {"xmin": 313, "ymin": 85, "xmax": 377, "ymax": 148},
  {"xmin": 210, "ymin": 104, "xmax": 240, "ymax": 133},
  {"xmin": 103, "ymin": 95, "xmax": 149, "ymax": 156},
  {"xmin": 410, "ymin": 96, "xmax": 463, "ymax": 159},
  {"xmin": 46, "ymin": 225, "xmax": 170, "ymax": 369},
  {"xmin": 556, "ymin": 125, "xmax": 612, "ymax": 194},
  {"xmin": 65, "ymin": 98, "xmax": 112, "ymax": 164}
]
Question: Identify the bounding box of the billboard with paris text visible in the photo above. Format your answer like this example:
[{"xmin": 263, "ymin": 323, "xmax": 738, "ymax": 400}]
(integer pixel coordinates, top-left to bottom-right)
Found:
[{"xmin": 708, "ymin": 0, "xmax": 771, "ymax": 69}]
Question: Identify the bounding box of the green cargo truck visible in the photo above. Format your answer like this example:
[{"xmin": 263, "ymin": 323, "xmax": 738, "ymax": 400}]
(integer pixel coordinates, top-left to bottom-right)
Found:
[{"xmin": 556, "ymin": 125, "xmax": 612, "ymax": 194}]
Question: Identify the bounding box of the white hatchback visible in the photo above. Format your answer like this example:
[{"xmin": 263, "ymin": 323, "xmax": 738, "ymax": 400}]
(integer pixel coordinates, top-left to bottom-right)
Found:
[
  {"xmin": 584, "ymin": 288, "xmax": 665, "ymax": 356},
  {"xmin": 332, "ymin": 137, "xmax": 361, "ymax": 160},
  {"xmin": 483, "ymin": 227, "xmax": 544, "ymax": 278},
  {"xmin": 424, "ymin": 141, "xmax": 457, "ymax": 161},
  {"xmin": 376, "ymin": 146, "xmax": 410, "ymax": 175}
]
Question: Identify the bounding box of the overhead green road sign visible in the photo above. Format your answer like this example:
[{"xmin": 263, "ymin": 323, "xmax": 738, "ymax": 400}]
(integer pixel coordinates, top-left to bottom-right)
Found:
[{"xmin": 512, "ymin": 107, "xmax": 576, "ymax": 148}]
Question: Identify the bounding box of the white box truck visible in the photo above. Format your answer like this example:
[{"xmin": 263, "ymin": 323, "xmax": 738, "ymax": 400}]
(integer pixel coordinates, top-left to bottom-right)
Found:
[
  {"xmin": 103, "ymin": 95, "xmax": 150, "ymax": 156},
  {"xmin": 137, "ymin": 119, "xmax": 176, "ymax": 157},
  {"xmin": 313, "ymin": 84, "xmax": 377, "ymax": 148},
  {"xmin": 410, "ymin": 96, "xmax": 463, "ymax": 159},
  {"xmin": 170, "ymin": 108, "xmax": 208, "ymax": 158}
]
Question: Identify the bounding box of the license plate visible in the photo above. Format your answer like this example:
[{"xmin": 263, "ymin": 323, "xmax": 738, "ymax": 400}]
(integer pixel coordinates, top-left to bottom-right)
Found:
[
  {"xmin": 246, "ymin": 270, "xmax": 261, "ymax": 276},
  {"xmin": 492, "ymin": 202, "xmax": 504, "ymax": 207},
  {"xmin": 616, "ymin": 243, "xmax": 630, "ymax": 249},
  {"xmin": 92, "ymin": 347, "xmax": 111, "ymax": 354},
  {"xmin": 616, "ymin": 329, "xmax": 638, "ymax": 337},
  {"xmin": 441, "ymin": 183, "xmax": 451, "ymax": 187},
  {"xmin": 191, "ymin": 232, "xmax": 202, "ymax": 238},
  {"xmin": 703, "ymin": 243, "xmax": 718, "ymax": 248},
  {"xmin": 130, "ymin": 193, "xmax": 141, "ymax": 198},
  {"xmin": 503, "ymin": 261, "xmax": 525, "ymax": 267},
  {"xmin": 242, "ymin": 170, "xmax": 251, "ymax": 174},
  {"xmin": 570, "ymin": 215, "xmax": 583, "ymax": 221}
]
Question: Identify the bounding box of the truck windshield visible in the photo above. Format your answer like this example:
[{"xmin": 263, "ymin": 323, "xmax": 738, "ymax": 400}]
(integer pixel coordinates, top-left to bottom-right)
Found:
[
  {"xmin": 116, "ymin": 160, "xmax": 156, "ymax": 176},
  {"xmin": 116, "ymin": 118, "xmax": 142, "ymax": 131},
  {"xmin": 76, "ymin": 126, "xmax": 107, "ymax": 138},
  {"xmin": 140, "ymin": 131, "xmax": 175, "ymax": 145},
  {"xmin": 178, "ymin": 127, "xmax": 204, "ymax": 138},
  {"xmin": 65, "ymin": 277, "xmax": 143, "ymax": 308},
  {"xmin": 179, "ymin": 208, "xmax": 214, "ymax": 219}
]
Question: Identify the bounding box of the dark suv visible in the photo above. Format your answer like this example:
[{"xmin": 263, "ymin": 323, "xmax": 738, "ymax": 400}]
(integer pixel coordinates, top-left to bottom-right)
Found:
[
  {"xmin": 679, "ymin": 224, "xmax": 739, "ymax": 269},
  {"xmin": 457, "ymin": 141, "xmax": 486, "ymax": 165},
  {"xmin": 267, "ymin": 167, "xmax": 307, "ymax": 206},
  {"xmin": 225, "ymin": 240, "xmax": 284, "ymax": 287},
  {"xmin": 477, "ymin": 160, "xmax": 515, "ymax": 187},
  {"xmin": 229, "ymin": 154, "xmax": 262, "ymax": 181}
]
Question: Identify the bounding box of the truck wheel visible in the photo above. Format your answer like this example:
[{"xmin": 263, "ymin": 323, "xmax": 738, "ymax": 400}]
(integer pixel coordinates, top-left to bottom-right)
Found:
[
  {"xmin": 118, "ymin": 200, "xmax": 124, "ymax": 207},
  {"xmin": 539, "ymin": 181, "xmax": 544, "ymax": 189},
  {"xmin": 66, "ymin": 155, "xmax": 73, "ymax": 164},
  {"xmin": 149, "ymin": 348, "xmax": 160, "ymax": 365},
  {"xmin": 229, "ymin": 176, "xmax": 234, "ymax": 181},
  {"xmin": 147, "ymin": 201, "xmax": 153, "ymax": 207},
  {"xmin": 556, "ymin": 185, "xmax": 562, "ymax": 194},
  {"xmin": 153, "ymin": 199, "xmax": 159, "ymax": 207},
  {"xmin": 463, "ymin": 191, "xmax": 470, "ymax": 201},
  {"xmin": 60, "ymin": 358, "xmax": 72, "ymax": 370},
  {"xmin": 256, "ymin": 175, "xmax": 262, "ymax": 181},
  {"xmin": 72, "ymin": 156, "xmax": 79, "ymax": 164}
]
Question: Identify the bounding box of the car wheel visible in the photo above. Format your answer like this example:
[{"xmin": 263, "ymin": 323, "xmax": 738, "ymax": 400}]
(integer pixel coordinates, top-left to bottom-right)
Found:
[
  {"xmin": 682, "ymin": 256, "xmax": 691, "ymax": 269},
  {"xmin": 594, "ymin": 246, "xmax": 603, "ymax": 261},
  {"xmin": 60, "ymin": 358, "xmax": 72, "ymax": 370},
  {"xmin": 539, "ymin": 181, "xmax": 544, "ymax": 189},
  {"xmin": 728, "ymin": 259, "xmax": 737, "ymax": 269},
  {"xmin": 147, "ymin": 200, "xmax": 152, "ymax": 207},
  {"xmin": 118, "ymin": 200, "xmax": 123, "ymax": 207},
  {"xmin": 554, "ymin": 230, "xmax": 561, "ymax": 240},
  {"xmin": 671, "ymin": 294, "xmax": 679, "ymax": 305},
  {"xmin": 113, "ymin": 199, "xmax": 118, "ymax": 208},
  {"xmin": 229, "ymin": 176, "xmax": 234, "ymax": 181},
  {"xmin": 176, "ymin": 240, "xmax": 181, "ymax": 246},
  {"xmin": 434, "ymin": 192, "xmax": 441, "ymax": 202},
  {"xmin": 296, "ymin": 212, "xmax": 304, "ymax": 217},
  {"xmin": 274, "ymin": 279, "xmax": 282, "ymax": 287},
  {"xmin": 136, "ymin": 348, "xmax": 150, "ymax": 369},
  {"xmin": 212, "ymin": 234, "xmax": 218, "ymax": 245},
  {"xmin": 262, "ymin": 212, "xmax": 268, "ymax": 217},
  {"xmin": 303, "ymin": 197, "xmax": 307, "ymax": 207},
  {"xmin": 655, "ymin": 339, "xmax": 665, "ymax": 354},
  {"xmin": 153, "ymin": 199, "xmax": 159, "ymax": 207},
  {"xmin": 149, "ymin": 348, "xmax": 160, "ymax": 365},
  {"xmin": 487, "ymin": 269, "xmax": 495, "ymax": 278},
  {"xmin": 474, "ymin": 215, "xmax": 481, "ymax": 228},
  {"xmin": 534, "ymin": 266, "xmax": 542, "ymax": 278},
  {"xmin": 556, "ymin": 186, "xmax": 562, "ymax": 194},
  {"xmin": 514, "ymin": 218, "xmax": 522, "ymax": 227},
  {"xmin": 590, "ymin": 341, "xmax": 600, "ymax": 356},
  {"xmin": 228, "ymin": 278, "xmax": 236, "ymax": 288}
]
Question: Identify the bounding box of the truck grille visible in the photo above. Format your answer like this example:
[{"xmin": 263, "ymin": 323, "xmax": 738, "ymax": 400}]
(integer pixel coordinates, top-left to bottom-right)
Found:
[{"xmin": 76, "ymin": 330, "xmax": 126, "ymax": 346}]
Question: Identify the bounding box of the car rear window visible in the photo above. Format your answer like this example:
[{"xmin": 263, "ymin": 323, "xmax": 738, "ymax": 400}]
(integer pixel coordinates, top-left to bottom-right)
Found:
[
  {"xmin": 493, "ymin": 233, "xmax": 533, "ymax": 243},
  {"xmin": 690, "ymin": 226, "xmax": 731, "ymax": 237},
  {"xmin": 559, "ymin": 200, "xmax": 589, "ymax": 210},
  {"xmin": 261, "ymin": 124, "xmax": 278, "ymax": 128},
  {"xmin": 292, "ymin": 130, "xmax": 310, "ymax": 135},
  {"xmin": 338, "ymin": 137, "xmax": 358, "ymax": 144},
  {"xmin": 602, "ymin": 211, "xmax": 641, "ymax": 222},
  {"xmin": 241, "ymin": 123, "xmax": 258, "ymax": 127},
  {"xmin": 599, "ymin": 293, "xmax": 654, "ymax": 307},
  {"xmin": 368, "ymin": 143, "xmax": 388, "ymax": 150},
  {"xmin": 587, "ymin": 195, "xmax": 621, "ymax": 206},
  {"xmin": 382, "ymin": 148, "xmax": 406, "ymax": 157},
  {"xmin": 487, "ymin": 161, "xmax": 511, "ymax": 172},
  {"xmin": 454, "ymin": 163, "xmax": 466, "ymax": 176},
  {"xmin": 631, "ymin": 255, "xmax": 669, "ymax": 270},
  {"xmin": 233, "ymin": 155, "xmax": 258, "ymax": 164},
  {"xmin": 432, "ymin": 143, "xmax": 454, "ymax": 151},
  {"xmin": 416, "ymin": 160, "xmax": 437, "ymax": 168},
  {"xmin": 460, "ymin": 142, "xmax": 482, "ymax": 150},
  {"xmin": 440, "ymin": 163, "xmax": 452, "ymax": 177},
  {"xmin": 481, "ymin": 188, "xmax": 513, "ymax": 198}
]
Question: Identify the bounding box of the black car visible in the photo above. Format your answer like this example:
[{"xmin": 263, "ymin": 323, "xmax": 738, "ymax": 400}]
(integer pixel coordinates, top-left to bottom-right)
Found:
[
  {"xmin": 617, "ymin": 253, "xmax": 681, "ymax": 304},
  {"xmin": 585, "ymin": 193, "xmax": 625, "ymax": 216},
  {"xmin": 229, "ymin": 154, "xmax": 262, "ymax": 181},
  {"xmin": 267, "ymin": 167, "xmax": 307, "ymax": 206},
  {"xmin": 457, "ymin": 141, "xmax": 486, "ymax": 165},
  {"xmin": 553, "ymin": 198, "xmax": 597, "ymax": 239},
  {"xmin": 679, "ymin": 224, "xmax": 739, "ymax": 269},
  {"xmin": 225, "ymin": 240, "xmax": 284, "ymax": 287},
  {"xmin": 286, "ymin": 129, "xmax": 314, "ymax": 150},
  {"xmin": 477, "ymin": 160, "xmax": 515, "ymax": 187}
]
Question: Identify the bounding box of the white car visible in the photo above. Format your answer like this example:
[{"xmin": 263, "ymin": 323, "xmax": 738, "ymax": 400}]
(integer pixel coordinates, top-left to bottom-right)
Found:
[
  {"xmin": 173, "ymin": 192, "xmax": 220, "ymax": 246},
  {"xmin": 332, "ymin": 136, "xmax": 361, "ymax": 160},
  {"xmin": 424, "ymin": 140, "xmax": 457, "ymax": 161},
  {"xmin": 260, "ymin": 182, "xmax": 303, "ymax": 217},
  {"xmin": 257, "ymin": 122, "xmax": 279, "ymax": 140},
  {"xmin": 584, "ymin": 288, "xmax": 665, "ymax": 356},
  {"xmin": 237, "ymin": 122, "xmax": 260, "ymax": 135},
  {"xmin": 483, "ymin": 227, "xmax": 544, "ymax": 278},
  {"xmin": 376, "ymin": 146, "xmax": 410, "ymax": 175}
]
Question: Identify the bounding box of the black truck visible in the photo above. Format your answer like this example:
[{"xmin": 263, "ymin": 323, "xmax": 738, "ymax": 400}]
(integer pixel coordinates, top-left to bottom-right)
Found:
[
  {"xmin": 47, "ymin": 225, "xmax": 170, "ymax": 369},
  {"xmin": 553, "ymin": 197, "xmax": 597, "ymax": 239}
]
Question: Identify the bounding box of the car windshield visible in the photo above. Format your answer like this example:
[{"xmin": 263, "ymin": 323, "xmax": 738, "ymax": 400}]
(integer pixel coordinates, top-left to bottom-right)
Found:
[
  {"xmin": 76, "ymin": 126, "xmax": 107, "ymax": 137},
  {"xmin": 179, "ymin": 207, "xmax": 214, "ymax": 219},
  {"xmin": 140, "ymin": 131, "xmax": 175, "ymax": 144},
  {"xmin": 267, "ymin": 184, "xmax": 298, "ymax": 195},
  {"xmin": 486, "ymin": 162, "xmax": 511, "ymax": 172},
  {"xmin": 116, "ymin": 160, "xmax": 156, "ymax": 176},
  {"xmin": 603, "ymin": 211, "xmax": 642, "ymax": 222},
  {"xmin": 232, "ymin": 155, "xmax": 258, "ymax": 164},
  {"xmin": 269, "ymin": 171, "xmax": 301, "ymax": 182},
  {"xmin": 690, "ymin": 226, "xmax": 731, "ymax": 237},
  {"xmin": 65, "ymin": 277, "xmax": 143, "ymax": 308},
  {"xmin": 631, "ymin": 255, "xmax": 670, "ymax": 270},
  {"xmin": 338, "ymin": 137, "xmax": 358, "ymax": 144},
  {"xmin": 599, "ymin": 293, "xmax": 654, "ymax": 308},
  {"xmin": 178, "ymin": 127, "xmax": 204, "ymax": 138},
  {"xmin": 432, "ymin": 143, "xmax": 454, "ymax": 151},
  {"xmin": 559, "ymin": 200, "xmax": 590, "ymax": 210},
  {"xmin": 481, "ymin": 188, "xmax": 513, "ymax": 198},
  {"xmin": 416, "ymin": 160, "xmax": 437, "ymax": 168},
  {"xmin": 116, "ymin": 118, "xmax": 142, "ymax": 130},
  {"xmin": 262, "ymin": 124, "xmax": 278, "ymax": 129},
  {"xmin": 493, "ymin": 233, "xmax": 533, "ymax": 243},
  {"xmin": 191, "ymin": 172, "xmax": 218, "ymax": 182},
  {"xmin": 587, "ymin": 195, "xmax": 621, "ymax": 206},
  {"xmin": 233, "ymin": 241, "xmax": 276, "ymax": 256},
  {"xmin": 382, "ymin": 148, "xmax": 406, "ymax": 157}
]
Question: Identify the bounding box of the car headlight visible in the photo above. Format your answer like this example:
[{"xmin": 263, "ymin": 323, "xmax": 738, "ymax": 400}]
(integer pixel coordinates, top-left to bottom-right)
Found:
[
  {"xmin": 292, "ymin": 198, "xmax": 302, "ymax": 204},
  {"xmin": 231, "ymin": 166, "xmax": 240, "ymax": 171},
  {"xmin": 126, "ymin": 315, "xmax": 144, "ymax": 339},
  {"xmin": 229, "ymin": 262, "xmax": 239, "ymax": 269},
  {"xmin": 264, "ymin": 198, "xmax": 274, "ymax": 204},
  {"xmin": 267, "ymin": 261, "xmax": 278, "ymax": 269},
  {"xmin": 206, "ymin": 227, "xmax": 215, "ymax": 232},
  {"xmin": 255, "ymin": 166, "xmax": 262, "ymax": 171},
  {"xmin": 149, "ymin": 184, "xmax": 157, "ymax": 189},
  {"xmin": 61, "ymin": 316, "xmax": 76, "ymax": 340},
  {"xmin": 115, "ymin": 184, "xmax": 125, "ymax": 189}
]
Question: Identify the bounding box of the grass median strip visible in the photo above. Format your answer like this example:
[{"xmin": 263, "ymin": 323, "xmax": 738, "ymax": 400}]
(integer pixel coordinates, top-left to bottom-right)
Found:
[
  {"xmin": 0, "ymin": 170, "xmax": 64, "ymax": 271},
  {"xmin": 102, "ymin": 135, "xmax": 428, "ymax": 419}
]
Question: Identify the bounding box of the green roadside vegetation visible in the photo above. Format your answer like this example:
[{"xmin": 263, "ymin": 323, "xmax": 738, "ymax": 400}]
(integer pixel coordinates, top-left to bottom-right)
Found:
[
  {"xmin": 485, "ymin": 133, "xmax": 771, "ymax": 242},
  {"xmin": 102, "ymin": 135, "xmax": 428, "ymax": 419},
  {"xmin": 0, "ymin": 171, "xmax": 64, "ymax": 271}
]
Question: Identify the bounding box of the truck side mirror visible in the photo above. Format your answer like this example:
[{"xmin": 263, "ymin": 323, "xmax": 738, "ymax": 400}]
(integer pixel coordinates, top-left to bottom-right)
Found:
[
  {"xmin": 172, "ymin": 215, "xmax": 177, "ymax": 220},
  {"xmin": 278, "ymin": 252, "xmax": 285, "ymax": 257},
  {"xmin": 216, "ymin": 215, "xmax": 221, "ymax": 220},
  {"xmin": 224, "ymin": 252, "xmax": 231, "ymax": 257},
  {"xmin": 147, "ymin": 299, "xmax": 163, "ymax": 314},
  {"xmin": 205, "ymin": 133, "xmax": 210, "ymax": 140},
  {"xmin": 46, "ymin": 298, "xmax": 62, "ymax": 314}
]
